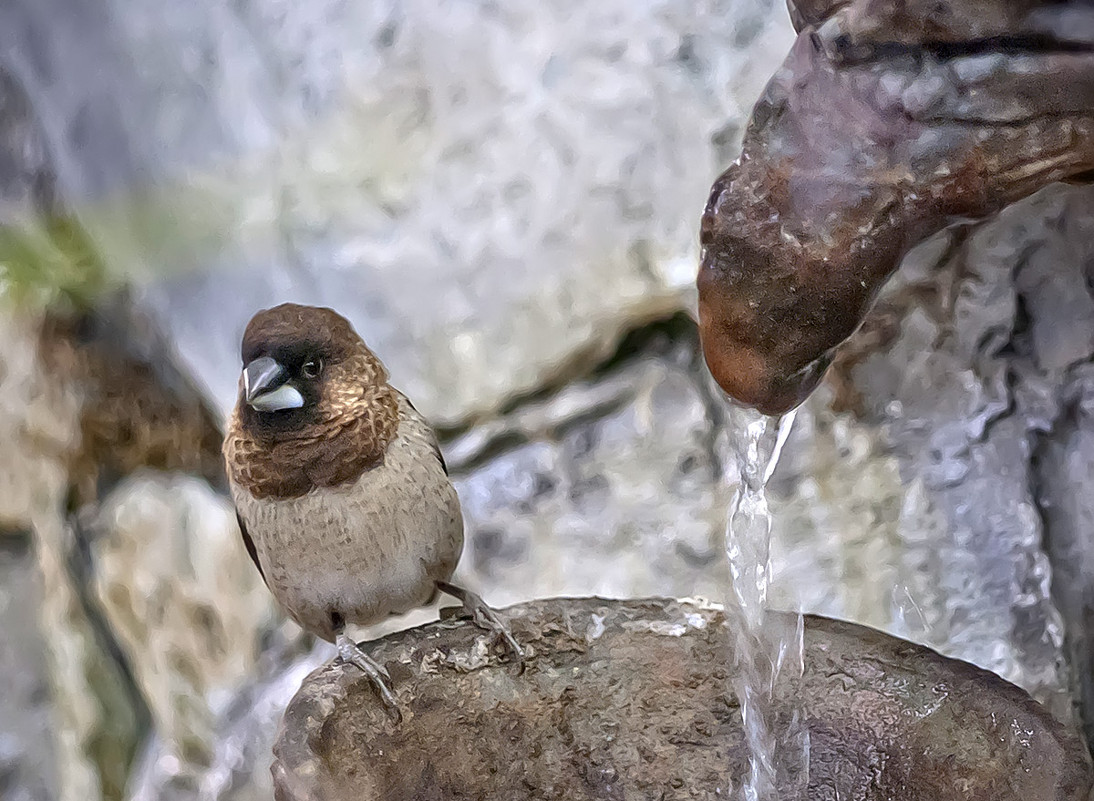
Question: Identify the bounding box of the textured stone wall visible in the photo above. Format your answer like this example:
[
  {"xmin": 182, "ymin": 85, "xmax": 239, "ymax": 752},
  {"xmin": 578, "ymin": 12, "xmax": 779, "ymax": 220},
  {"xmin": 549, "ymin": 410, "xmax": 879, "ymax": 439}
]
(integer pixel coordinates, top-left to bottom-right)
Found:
[{"xmin": 0, "ymin": 0, "xmax": 795, "ymax": 426}]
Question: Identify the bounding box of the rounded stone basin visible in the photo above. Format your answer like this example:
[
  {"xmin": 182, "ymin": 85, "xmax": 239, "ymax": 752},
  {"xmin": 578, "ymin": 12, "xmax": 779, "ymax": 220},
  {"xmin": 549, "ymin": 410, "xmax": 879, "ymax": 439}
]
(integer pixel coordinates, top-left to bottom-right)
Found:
[{"xmin": 272, "ymin": 597, "xmax": 1092, "ymax": 800}]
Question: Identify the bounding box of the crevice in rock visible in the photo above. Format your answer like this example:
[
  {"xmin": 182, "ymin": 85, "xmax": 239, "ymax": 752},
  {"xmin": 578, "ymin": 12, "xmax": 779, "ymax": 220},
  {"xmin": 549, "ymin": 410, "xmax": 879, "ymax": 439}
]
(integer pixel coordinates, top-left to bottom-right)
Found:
[
  {"xmin": 63, "ymin": 512, "xmax": 153, "ymax": 738},
  {"xmin": 59, "ymin": 512, "xmax": 152, "ymax": 800},
  {"xmin": 922, "ymin": 112, "xmax": 1094, "ymax": 130},
  {"xmin": 830, "ymin": 34, "xmax": 1094, "ymax": 66},
  {"xmin": 1028, "ymin": 396, "xmax": 1092, "ymax": 747},
  {"xmin": 0, "ymin": 527, "xmax": 32, "ymax": 552},
  {"xmin": 580, "ymin": 312, "xmax": 699, "ymax": 379},
  {"xmin": 438, "ymin": 312, "xmax": 701, "ymax": 465},
  {"xmin": 485, "ymin": 312, "xmax": 698, "ymax": 420},
  {"xmin": 444, "ymin": 430, "xmax": 537, "ymax": 476}
]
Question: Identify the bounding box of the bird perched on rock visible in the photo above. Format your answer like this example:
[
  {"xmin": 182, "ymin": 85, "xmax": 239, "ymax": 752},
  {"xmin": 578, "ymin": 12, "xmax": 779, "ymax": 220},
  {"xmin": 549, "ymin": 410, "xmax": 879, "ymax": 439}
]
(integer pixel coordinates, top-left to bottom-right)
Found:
[{"xmin": 222, "ymin": 303, "xmax": 521, "ymax": 715}]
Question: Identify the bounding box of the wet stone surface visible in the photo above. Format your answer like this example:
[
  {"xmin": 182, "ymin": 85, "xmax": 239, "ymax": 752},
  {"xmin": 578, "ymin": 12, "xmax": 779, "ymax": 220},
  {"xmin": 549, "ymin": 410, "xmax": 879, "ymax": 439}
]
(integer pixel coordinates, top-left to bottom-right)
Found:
[{"xmin": 273, "ymin": 598, "xmax": 1092, "ymax": 801}]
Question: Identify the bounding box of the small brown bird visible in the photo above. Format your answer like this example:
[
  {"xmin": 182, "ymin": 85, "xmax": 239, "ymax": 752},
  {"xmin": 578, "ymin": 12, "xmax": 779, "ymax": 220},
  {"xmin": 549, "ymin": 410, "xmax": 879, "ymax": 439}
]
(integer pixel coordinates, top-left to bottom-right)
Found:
[{"xmin": 222, "ymin": 303, "xmax": 521, "ymax": 713}]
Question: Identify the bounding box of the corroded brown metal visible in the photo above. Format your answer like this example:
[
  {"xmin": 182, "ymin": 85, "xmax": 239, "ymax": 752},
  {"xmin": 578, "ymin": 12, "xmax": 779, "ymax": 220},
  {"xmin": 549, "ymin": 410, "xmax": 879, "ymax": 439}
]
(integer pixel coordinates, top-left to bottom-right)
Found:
[
  {"xmin": 272, "ymin": 597, "xmax": 1092, "ymax": 800},
  {"xmin": 700, "ymin": 1, "xmax": 1094, "ymax": 413}
]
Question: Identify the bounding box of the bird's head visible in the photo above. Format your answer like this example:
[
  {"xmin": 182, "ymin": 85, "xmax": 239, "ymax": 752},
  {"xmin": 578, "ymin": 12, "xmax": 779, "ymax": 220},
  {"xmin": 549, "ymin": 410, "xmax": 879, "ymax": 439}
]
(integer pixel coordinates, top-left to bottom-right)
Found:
[{"xmin": 235, "ymin": 303, "xmax": 391, "ymax": 440}]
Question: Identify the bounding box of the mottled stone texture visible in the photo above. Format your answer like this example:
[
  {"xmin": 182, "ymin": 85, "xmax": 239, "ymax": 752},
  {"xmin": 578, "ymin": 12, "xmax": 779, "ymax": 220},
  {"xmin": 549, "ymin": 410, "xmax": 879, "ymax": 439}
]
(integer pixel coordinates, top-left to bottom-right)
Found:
[
  {"xmin": 833, "ymin": 188, "xmax": 1094, "ymax": 725},
  {"xmin": 126, "ymin": 641, "xmax": 325, "ymax": 801},
  {"xmin": 0, "ymin": 310, "xmax": 142, "ymax": 801},
  {"xmin": 272, "ymin": 598, "xmax": 1093, "ymax": 801},
  {"xmin": 88, "ymin": 475, "xmax": 278, "ymax": 772}
]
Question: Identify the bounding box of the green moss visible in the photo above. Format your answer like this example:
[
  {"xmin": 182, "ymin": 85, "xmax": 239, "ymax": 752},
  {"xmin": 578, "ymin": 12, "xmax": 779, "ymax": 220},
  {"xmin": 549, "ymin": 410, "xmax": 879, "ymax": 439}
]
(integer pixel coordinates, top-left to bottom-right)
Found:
[{"xmin": 0, "ymin": 215, "xmax": 112, "ymax": 311}]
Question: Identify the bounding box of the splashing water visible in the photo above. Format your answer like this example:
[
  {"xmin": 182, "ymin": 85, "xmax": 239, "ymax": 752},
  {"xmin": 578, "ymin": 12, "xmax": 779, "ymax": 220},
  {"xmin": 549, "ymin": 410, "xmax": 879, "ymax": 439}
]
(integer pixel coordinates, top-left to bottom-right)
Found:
[{"xmin": 720, "ymin": 406, "xmax": 809, "ymax": 800}]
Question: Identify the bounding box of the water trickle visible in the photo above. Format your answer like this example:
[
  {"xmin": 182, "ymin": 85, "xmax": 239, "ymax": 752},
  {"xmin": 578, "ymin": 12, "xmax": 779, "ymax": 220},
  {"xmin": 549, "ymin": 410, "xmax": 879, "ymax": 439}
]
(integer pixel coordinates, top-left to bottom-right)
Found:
[{"xmin": 719, "ymin": 405, "xmax": 809, "ymax": 800}]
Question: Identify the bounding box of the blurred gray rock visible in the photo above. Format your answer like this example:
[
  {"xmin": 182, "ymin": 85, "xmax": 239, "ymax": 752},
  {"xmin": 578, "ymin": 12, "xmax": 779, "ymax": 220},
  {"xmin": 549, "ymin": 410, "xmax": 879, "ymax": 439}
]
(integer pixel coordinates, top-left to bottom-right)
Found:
[
  {"xmin": 0, "ymin": 0, "xmax": 794, "ymax": 426},
  {"xmin": 2, "ymin": 61, "xmax": 234, "ymax": 795},
  {"xmin": 1, "ymin": 60, "xmax": 114, "ymax": 801},
  {"xmin": 126, "ymin": 642, "xmax": 326, "ymax": 801},
  {"xmin": 87, "ymin": 474, "xmax": 278, "ymax": 784},
  {"xmin": 0, "ymin": 535, "xmax": 58, "ymax": 801},
  {"xmin": 448, "ymin": 321, "xmax": 728, "ymax": 604},
  {"xmin": 0, "ymin": 69, "xmax": 54, "ymax": 220},
  {"xmin": 0, "ymin": 309, "xmax": 144, "ymax": 801},
  {"xmin": 952, "ymin": 184, "xmax": 1094, "ymax": 744}
]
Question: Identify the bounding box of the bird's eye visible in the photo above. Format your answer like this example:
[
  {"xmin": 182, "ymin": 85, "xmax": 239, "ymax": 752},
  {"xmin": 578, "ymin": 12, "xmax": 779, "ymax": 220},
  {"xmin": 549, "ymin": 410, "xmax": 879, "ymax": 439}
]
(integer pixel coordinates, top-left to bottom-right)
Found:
[{"xmin": 301, "ymin": 358, "xmax": 322, "ymax": 379}]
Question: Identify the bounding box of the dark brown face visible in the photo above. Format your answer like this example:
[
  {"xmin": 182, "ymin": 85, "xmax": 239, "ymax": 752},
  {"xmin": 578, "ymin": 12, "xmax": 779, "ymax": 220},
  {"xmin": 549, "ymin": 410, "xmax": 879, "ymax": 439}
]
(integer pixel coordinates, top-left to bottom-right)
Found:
[
  {"xmin": 224, "ymin": 304, "xmax": 401, "ymax": 498},
  {"xmin": 237, "ymin": 303, "xmax": 365, "ymax": 438}
]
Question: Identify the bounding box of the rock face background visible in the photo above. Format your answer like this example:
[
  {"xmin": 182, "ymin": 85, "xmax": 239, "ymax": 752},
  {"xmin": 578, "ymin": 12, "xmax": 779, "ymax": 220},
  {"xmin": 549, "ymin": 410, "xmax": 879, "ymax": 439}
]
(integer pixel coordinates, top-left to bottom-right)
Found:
[{"xmin": 0, "ymin": 1, "xmax": 1091, "ymax": 800}]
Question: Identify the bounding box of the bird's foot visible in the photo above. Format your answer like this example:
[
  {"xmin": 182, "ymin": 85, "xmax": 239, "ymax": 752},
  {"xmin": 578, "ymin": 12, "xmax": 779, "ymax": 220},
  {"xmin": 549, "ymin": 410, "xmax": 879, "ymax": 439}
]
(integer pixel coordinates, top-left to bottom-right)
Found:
[
  {"xmin": 436, "ymin": 581, "xmax": 525, "ymax": 671},
  {"xmin": 335, "ymin": 632, "xmax": 402, "ymax": 722}
]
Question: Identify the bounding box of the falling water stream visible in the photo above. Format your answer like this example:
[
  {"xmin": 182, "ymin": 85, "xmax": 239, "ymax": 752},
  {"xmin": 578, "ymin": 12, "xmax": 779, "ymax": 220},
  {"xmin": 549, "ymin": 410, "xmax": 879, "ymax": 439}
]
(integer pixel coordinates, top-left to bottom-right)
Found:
[{"xmin": 721, "ymin": 406, "xmax": 809, "ymax": 800}]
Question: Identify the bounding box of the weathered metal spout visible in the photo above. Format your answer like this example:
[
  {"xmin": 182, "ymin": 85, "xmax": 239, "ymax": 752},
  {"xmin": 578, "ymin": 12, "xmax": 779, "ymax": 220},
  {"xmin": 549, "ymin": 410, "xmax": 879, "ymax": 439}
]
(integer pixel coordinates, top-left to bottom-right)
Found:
[{"xmin": 698, "ymin": 0, "xmax": 1094, "ymax": 413}]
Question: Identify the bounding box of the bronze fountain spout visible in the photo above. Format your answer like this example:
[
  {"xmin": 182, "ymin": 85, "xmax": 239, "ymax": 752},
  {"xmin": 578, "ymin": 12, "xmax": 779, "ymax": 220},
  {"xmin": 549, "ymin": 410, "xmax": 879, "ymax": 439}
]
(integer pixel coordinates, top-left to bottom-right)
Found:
[{"xmin": 698, "ymin": 0, "xmax": 1094, "ymax": 414}]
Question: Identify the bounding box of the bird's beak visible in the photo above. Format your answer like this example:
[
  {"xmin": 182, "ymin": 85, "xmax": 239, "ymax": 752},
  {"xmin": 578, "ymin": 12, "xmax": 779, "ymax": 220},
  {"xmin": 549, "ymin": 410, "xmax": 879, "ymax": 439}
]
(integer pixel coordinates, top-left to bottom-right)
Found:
[{"xmin": 243, "ymin": 356, "xmax": 305, "ymax": 412}]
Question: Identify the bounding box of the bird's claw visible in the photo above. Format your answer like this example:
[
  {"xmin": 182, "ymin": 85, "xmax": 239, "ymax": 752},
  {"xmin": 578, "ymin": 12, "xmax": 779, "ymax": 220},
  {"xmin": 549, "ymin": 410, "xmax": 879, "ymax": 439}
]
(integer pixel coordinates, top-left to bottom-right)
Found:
[
  {"xmin": 473, "ymin": 605, "xmax": 526, "ymax": 673},
  {"xmin": 336, "ymin": 633, "xmax": 402, "ymax": 722},
  {"xmin": 436, "ymin": 581, "xmax": 525, "ymax": 671}
]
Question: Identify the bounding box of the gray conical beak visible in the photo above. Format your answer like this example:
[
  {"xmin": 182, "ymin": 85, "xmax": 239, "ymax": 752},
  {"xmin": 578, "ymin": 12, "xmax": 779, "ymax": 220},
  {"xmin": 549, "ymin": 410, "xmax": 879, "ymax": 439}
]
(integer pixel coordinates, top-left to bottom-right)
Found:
[{"xmin": 243, "ymin": 356, "xmax": 305, "ymax": 412}]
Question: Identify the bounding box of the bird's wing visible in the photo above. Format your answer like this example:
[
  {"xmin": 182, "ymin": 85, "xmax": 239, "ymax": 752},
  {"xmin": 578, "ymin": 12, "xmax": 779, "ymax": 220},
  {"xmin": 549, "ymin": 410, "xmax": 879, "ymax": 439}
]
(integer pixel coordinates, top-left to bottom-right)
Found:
[
  {"xmin": 236, "ymin": 511, "xmax": 268, "ymax": 587},
  {"xmin": 399, "ymin": 392, "xmax": 448, "ymax": 475},
  {"xmin": 432, "ymin": 434, "xmax": 448, "ymax": 475}
]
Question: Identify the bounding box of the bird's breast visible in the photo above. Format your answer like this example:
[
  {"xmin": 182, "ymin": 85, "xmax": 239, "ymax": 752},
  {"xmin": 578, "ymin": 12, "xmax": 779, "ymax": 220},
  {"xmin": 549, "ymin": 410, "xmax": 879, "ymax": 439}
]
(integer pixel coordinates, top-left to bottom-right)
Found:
[{"xmin": 230, "ymin": 424, "xmax": 462, "ymax": 639}]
